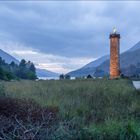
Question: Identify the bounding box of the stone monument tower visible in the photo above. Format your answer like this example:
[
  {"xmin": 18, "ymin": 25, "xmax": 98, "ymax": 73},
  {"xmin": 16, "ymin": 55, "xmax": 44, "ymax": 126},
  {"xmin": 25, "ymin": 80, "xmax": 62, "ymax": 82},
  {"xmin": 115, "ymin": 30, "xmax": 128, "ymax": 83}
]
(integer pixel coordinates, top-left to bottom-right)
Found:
[{"xmin": 109, "ymin": 28, "xmax": 120, "ymax": 79}]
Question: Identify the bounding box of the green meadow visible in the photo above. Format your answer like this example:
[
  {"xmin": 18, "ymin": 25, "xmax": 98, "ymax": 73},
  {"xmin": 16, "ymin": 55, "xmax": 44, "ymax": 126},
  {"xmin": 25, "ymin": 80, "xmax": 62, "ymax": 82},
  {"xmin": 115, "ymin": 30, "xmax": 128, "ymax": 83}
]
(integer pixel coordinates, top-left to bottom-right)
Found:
[{"xmin": 0, "ymin": 79, "xmax": 140, "ymax": 139}]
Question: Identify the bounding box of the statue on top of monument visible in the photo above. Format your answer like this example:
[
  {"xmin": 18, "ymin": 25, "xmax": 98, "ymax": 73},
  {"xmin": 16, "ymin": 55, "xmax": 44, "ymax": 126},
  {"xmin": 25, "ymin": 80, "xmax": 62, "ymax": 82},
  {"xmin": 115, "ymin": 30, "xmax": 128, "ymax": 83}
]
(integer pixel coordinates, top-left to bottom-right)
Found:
[{"xmin": 113, "ymin": 27, "xmax": 117, "ymax": 34}]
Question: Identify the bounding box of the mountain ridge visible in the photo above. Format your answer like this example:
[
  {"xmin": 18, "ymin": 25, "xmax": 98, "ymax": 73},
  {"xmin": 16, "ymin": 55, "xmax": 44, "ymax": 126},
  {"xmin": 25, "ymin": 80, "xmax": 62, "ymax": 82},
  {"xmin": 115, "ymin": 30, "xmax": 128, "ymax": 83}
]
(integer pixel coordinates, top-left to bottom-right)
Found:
[
  {"xmin": 0, "ymin": 49, "xmax": 59, "ymax": 78},
  {"xmin": 68, "ymin": 41, "xmax": 140, "ymax": 77},
  {"xmin": 36, "ymin": 68, "xmax": 59, "ymax": 77},
  {"xmin": 0, "ymin": 49, "xmax": 19, "ymax": 64}
]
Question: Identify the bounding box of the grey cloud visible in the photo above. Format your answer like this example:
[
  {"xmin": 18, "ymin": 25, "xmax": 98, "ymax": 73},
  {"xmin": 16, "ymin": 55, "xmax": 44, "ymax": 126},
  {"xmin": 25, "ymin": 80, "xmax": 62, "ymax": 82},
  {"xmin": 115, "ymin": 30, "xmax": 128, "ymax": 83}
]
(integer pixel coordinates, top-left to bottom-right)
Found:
[{"xmin": 0, "ymin": 1, "xmax": 140, "ymax": 59}]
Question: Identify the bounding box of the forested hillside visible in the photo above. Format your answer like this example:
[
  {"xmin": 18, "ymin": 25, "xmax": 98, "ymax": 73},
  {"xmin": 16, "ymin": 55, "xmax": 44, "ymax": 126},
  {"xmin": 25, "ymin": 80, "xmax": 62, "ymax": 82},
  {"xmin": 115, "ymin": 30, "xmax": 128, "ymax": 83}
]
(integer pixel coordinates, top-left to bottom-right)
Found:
[{"xmin": 0, "ymin": 57, "xmax": 37, "ymax": 80}]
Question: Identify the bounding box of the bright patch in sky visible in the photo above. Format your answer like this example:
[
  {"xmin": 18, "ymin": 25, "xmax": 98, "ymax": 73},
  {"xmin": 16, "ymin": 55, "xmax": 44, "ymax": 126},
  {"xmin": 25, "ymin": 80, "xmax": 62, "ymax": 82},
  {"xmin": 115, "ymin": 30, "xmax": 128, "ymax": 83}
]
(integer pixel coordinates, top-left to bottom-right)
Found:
[
  {"xmin": 0, "ymin": 1, "xmax": 140, "ymax": 73},
  {"xmin": 0, "ymin": 42, "xmax": 95, "ymax": 73}
]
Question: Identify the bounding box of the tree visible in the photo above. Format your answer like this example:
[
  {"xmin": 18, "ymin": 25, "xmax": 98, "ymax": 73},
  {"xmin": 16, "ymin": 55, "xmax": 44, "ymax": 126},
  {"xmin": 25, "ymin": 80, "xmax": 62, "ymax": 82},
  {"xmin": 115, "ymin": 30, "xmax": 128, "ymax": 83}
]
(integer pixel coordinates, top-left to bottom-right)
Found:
[
  {"xmin": 26, "ymin": 71, "xmax": 37, "ymax": 80},
  {"xmin": 5, "ymin": 71, "xmax": 15, "ymax": 80},
  {"xmin": 19, "ymin": 59, "xmax": 26, "ymax": 68},
  {"xmin": 0, "ymin": 67, "xmax": 5, "ymax": 80},
  {"xmin": 0, "ymin": 58, "xmax": 37, "ymax": 80},
  {"xmin": 0, "ymin": 57, "xmax": 3, "ymax": 65},
  {"xmin": 29, "ymin": 63, "xmax": 36, "ymax": 73},
  {"xmin": 10, "ymin": 61, "xmax": 16, "ymax": 67},
  {"xmin": 65, "ymin": 75, "xmax": 70, "ymax": 80},
  {"xmin": 59, "ymin": 74, "xmax": 64, "ymax": 80}
]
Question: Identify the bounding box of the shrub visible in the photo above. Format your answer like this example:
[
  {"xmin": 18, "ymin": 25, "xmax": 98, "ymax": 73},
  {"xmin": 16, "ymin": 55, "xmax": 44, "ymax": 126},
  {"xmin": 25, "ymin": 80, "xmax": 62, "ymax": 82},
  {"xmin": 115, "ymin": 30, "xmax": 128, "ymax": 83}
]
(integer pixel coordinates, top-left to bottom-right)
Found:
[
  {"xmin": 0, "ymin": 83, "xmax": 5, "ymax": 96},
  {"xmin": 0, "ymin": 97, "xmax": 59, "ymax": 139},
  {"xmin": 2, "ymin": 79, "xmax": 140, "ymax": 139}
]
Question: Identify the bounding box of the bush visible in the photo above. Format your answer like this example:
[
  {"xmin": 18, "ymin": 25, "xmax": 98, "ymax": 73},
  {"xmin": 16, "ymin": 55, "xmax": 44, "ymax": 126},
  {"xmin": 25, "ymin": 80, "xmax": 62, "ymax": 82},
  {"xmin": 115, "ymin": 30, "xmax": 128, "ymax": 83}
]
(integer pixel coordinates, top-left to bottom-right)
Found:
[
  {"xmin": 0, "ymin": 97, "xmax": 59, "ymax": 139},
  {"xmin": 0, "ymin": 83, "xmax": 5, "ymax": 96},
  {"xmin": 2, "ymin": 79, "xmax": 140, "ymax": 139}
]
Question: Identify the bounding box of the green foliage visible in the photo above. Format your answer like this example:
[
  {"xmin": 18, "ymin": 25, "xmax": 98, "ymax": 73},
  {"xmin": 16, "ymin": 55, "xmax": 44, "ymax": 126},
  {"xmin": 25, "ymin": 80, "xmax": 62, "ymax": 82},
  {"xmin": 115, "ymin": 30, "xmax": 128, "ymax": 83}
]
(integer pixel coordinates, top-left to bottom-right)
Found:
[
  {"xmin": 59, "ymin": 74, "xmax": 71, "ymax": 80},
  {"xmin": 0, "ymin": 83, "xmax": 5, "ymax": 96},
  {"xmin": 65, "ymin": 74, "xmax": 71, "ymax": 79},
  {"xmin": 16, "ymin": 59, "xmax": 37, "ymax": 80},
  {"xmin": 0, "ymin": 57, "xmax": 37, "ymax": 80},
  {"xmin": 4, "ymin": 79, "xmax": 139, "ymax": 120},
  {"xmin": 85, "ymin": 120, "xmax": 140, "ymax": 140},
  {"xmin": 2, "ymin": 79, "xmax": 140, "ymax": 139},
  {"xmin": 59, "ymin": 74, "xmax": 65, "ymax": 79},
  {"xmin": 120, "ymin": 122, "xmax": 139, "ymax": 140}
]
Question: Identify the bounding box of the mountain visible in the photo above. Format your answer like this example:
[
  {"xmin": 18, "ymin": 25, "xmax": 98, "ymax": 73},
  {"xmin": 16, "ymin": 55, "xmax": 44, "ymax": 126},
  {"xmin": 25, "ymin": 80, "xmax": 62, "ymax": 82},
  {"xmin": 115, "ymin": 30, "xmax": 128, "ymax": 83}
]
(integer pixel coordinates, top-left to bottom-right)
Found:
[
  {"xmin": 97, "ymin": 44, "xmax": 140, "ymax": 75},
  {"xmin": 67, "ymin": 55, "xmax": 109, "ymax": 77},
  {"xmin": 36, "ymin": 69, "xmax": 59, "ymax": 78},
  {"xmin": 83, "ymin": 55, "xmax": 109, "ymax": 68},
  {"xmin": 67, "ymin": 67, "xmax": 96, "ymax": 77},
  {"xmin": 127, "ymin": 41, "xmax": 140, "ymax": 52},
  {"xmin": 0, "ymin": 49, "xmax": 59, "ymax": 78},
  {"xmin": 0, "ymin": 49, "xmax": 19, "ymax": 64},
  {"xmin": 68, "ymin": 41, "xmax": 140, "ymax": 77}
]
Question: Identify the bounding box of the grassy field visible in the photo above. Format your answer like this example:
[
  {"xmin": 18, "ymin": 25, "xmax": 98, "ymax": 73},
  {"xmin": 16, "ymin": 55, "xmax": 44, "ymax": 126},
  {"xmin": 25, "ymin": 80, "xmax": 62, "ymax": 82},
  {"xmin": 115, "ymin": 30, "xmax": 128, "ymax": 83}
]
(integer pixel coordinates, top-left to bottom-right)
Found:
[{"xmin": 0, "ymin": 79, "xmax": 140, "ymax": 139}]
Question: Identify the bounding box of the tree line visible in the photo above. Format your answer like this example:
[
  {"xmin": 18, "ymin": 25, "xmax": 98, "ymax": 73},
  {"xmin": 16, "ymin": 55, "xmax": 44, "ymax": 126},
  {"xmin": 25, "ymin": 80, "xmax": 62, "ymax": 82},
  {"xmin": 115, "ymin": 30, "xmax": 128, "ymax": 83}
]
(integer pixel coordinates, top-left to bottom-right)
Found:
[{"xmin": 0, "ymin": 57, "xmax": 37, "ymax": 80}]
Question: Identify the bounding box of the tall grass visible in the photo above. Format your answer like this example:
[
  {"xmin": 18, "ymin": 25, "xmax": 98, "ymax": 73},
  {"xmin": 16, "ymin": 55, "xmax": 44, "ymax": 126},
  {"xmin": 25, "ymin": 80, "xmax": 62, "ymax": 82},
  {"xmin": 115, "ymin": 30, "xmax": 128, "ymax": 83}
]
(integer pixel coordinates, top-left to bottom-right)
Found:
[
  {"xmin": 1, "ymin": 79, "xmax": 140, "ymax": 139},
  {"xmin": 4, "ymin": 79, "xmax": 139, "ymax": 120}
]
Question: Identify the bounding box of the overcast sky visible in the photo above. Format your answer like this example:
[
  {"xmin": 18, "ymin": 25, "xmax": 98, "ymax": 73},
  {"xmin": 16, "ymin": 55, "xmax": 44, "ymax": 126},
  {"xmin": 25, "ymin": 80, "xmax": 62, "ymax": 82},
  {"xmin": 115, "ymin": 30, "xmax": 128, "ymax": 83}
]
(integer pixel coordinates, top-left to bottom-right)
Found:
[{"xmin": 0, "ymin": 1, "xmax": 140, "ymax": 73}]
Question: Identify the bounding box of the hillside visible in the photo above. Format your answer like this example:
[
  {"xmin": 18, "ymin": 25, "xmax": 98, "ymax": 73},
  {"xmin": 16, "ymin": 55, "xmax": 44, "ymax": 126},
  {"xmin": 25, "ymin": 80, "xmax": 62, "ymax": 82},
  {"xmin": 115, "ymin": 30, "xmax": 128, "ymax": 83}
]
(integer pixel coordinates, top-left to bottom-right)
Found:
[
  {"xmin": 36, "ymin": 68, "xmax": 59, "ymax": 78},
  {"xmin": 127, "ymin": 41, "xmax": 140, "ymax": 52},
  {"xmin": 68, "ymin": 41, "xmax": 140, "ymax": 77},
  {"xmin": 0, "ymin": 49, "xmax": 19, "ymax": 64},
  {"xmin": 68, "ymin": 55, "xmax": 109, "ymax": 77},
  {"xmin": 0, "ymin": 49, "xmax": 59, "ymax": 78},
  {"xmin": 97, "ymin": 43, "xmax": 140, "ymax": 75}
]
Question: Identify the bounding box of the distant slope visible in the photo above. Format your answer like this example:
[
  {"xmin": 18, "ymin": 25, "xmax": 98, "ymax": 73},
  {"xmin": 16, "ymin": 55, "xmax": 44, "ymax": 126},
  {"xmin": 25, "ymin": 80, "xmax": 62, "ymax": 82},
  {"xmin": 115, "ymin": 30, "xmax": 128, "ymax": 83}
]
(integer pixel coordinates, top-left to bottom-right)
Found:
[
  {"xmin": 68, "ymin": 55, "xmax": 109, "ymax": 77},
  {"xmin": 0, "ymin": 49, "xmax": 59, "ymax": 78},
  {"xmin": 83, "ymin": 55, "xmax": 109, "ymax": 68},
  {"xmin": 96, "ymin": 41, "xmax": 140, "ymax": 76},
  {"xmin": 67, "ymin": 67, "xmax": 96, "ymax": 77},
  {"xmin": 0, "ymin": 49, "xmax": 19, "ymax": 64},
  {"xmin": 68, "ymin": 41, "xmax": 140, "ymax": 77},
  {"xmin": 127, "ymin": 41, "xmax": 140, "ymax": 52},
  {"xmin": 98, "ymin": 46, "xmax": 140, "ymax": 73},
  {"xmin": 36, "ymin": 69, "xmax": 59, "ymax": 77}
]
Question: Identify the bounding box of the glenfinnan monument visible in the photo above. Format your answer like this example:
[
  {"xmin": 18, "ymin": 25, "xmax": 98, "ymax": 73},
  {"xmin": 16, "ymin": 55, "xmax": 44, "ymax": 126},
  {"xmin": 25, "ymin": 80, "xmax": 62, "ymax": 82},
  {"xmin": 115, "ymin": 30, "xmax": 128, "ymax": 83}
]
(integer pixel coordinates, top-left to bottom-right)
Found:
[{"xmin": 109, "ymin": 28, "xmax": 120, "ymax": 79}]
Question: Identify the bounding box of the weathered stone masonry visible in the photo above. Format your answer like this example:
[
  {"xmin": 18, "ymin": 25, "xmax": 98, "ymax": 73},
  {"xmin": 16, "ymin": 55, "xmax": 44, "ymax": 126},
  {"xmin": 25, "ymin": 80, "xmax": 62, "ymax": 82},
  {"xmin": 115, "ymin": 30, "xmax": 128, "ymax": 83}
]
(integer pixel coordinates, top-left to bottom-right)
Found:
[{"xmin": 109, "ymin": 32, "xmax": 120, "ymax": 79}]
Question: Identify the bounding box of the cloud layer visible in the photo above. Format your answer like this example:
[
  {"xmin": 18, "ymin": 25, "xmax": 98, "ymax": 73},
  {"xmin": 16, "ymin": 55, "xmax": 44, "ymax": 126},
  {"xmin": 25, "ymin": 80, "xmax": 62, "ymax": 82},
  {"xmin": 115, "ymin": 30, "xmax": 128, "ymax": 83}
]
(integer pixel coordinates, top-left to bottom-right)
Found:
[
  {"xmin": 0, "ymin": 41, "xmax": 95, "ymax": 73},
  {"xmin": 0, "ymin": 1, "xmax": 140, "ymax": 73}
]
